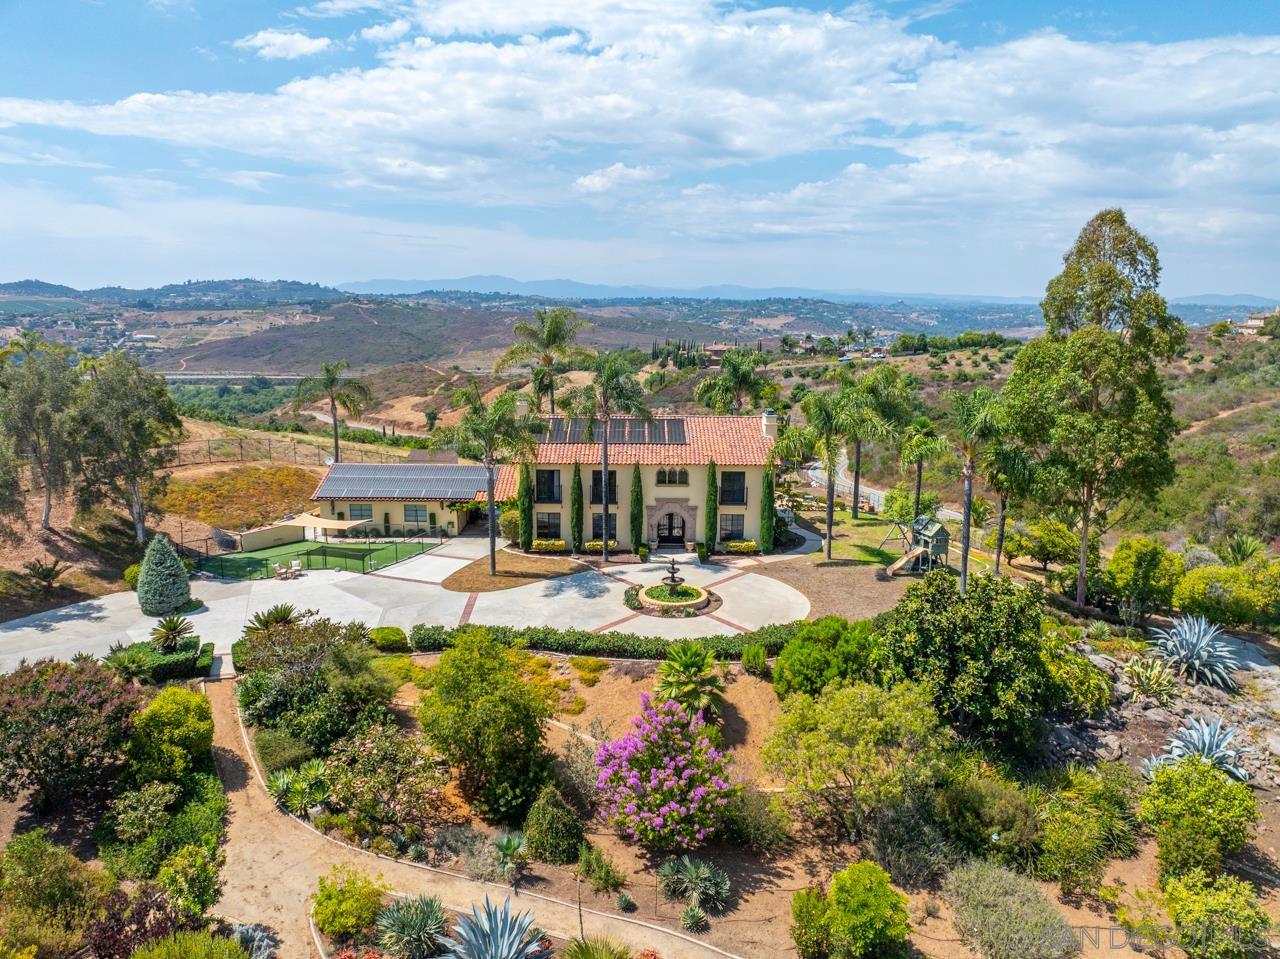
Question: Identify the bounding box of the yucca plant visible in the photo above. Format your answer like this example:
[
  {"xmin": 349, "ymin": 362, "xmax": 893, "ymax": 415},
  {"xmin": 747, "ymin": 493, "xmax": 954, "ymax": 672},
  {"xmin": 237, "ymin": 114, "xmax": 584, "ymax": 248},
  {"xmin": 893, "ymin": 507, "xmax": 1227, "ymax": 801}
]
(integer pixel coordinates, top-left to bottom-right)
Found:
[
  {"xmin": 680, "ymin": 904, "xmax": 708, "ymax": 932},
  {"xmin": 1123, "ymin": 656, "xmax": 1178, "ymax": 705},
  {"xmin": 1146, "ymin": 716, "xmax": 1251, "ymax": 782},
  {"xmin": 494, "ymin": 832, "xmax": 527, "ymax": 883},
  {"xmin": 1149, "ymin": 616, "xmax": 1239, "ymax": 689},
  {"xmin": 245, "ymin": 603, "xmax": 300, "ymax": 638},
  {"xmin": 559, "ymin": 936, "xmax": 632, "ymax": 959},
  {"xmin": 1219, "ymin": 532, "xmax": 1264, "ymax": 566},
  {"xmin": 376, "ymin": 894, "xmax": 451, "ymax": 959},
  {"xmin": 106, "ymin": 641, "xmax": 153, "ymax": 683},
  {"xmin": 150, "ymin": 614, "xmax": 195, "ymax": 652},
  {"xmin": 22, "ymin": 557, "xmax": 70, "ymax": 592},
  {"xmin": 445, "ymin": 897, "xmax": 552, "ymax": 959},
  {"xmin": 656, "ymin": 856, "xmax": 732, "ymax": 913},
  {"xmin": 654, "ymin": 642, "xmax": 725, "ymax": 718},
  {"xmin": 615, "ymin": 890, "xmax": 635, "ymax": 913}
]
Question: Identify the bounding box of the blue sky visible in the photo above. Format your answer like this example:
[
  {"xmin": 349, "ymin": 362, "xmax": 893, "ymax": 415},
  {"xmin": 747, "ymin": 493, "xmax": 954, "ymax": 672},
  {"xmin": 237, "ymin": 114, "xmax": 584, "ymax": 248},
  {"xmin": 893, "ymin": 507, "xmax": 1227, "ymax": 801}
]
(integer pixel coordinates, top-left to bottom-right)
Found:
[{"xmin": 1, "ymin": 1, "xmax": 1277, "ymax": 296}]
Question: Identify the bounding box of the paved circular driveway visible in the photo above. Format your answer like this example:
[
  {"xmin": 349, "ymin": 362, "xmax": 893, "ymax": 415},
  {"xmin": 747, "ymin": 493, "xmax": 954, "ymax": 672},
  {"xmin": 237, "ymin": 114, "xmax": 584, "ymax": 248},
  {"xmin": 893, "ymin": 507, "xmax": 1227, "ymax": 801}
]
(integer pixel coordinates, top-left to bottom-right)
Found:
[{"xmin": 0, "ymin": 546, "xmax": 810, "ymax": 672}]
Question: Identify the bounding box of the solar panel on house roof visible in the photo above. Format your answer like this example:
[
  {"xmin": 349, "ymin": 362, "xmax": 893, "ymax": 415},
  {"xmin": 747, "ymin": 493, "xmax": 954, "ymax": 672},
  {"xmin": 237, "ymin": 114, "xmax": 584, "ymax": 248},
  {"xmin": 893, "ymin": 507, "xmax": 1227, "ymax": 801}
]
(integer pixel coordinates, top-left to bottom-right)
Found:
[
  {"xmin": 313, "ymin": 463, "xmax": 491, "ymax": 500},
  {"xmin": 541, "ymin": 417, "xmax": 687, "ymax": 445}
]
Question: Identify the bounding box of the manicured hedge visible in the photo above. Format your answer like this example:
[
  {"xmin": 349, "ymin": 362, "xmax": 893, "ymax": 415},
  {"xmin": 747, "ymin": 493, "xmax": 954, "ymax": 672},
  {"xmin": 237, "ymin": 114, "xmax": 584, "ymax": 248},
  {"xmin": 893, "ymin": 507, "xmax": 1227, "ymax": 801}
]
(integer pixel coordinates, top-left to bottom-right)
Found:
[
  {"xmin": 109, "ymin": 637, "xmax": 205, "ymax": 684},
  {"xmin": 195, "ymin": 642, "xmax": 215, "ymax": 677},
  {"xmin": 231, "ymin": 639, "xmax": 248, "ymax": 673},
  {"xmin": 408, "ymin": 620, "xmax": 803, "ymax": 660}
]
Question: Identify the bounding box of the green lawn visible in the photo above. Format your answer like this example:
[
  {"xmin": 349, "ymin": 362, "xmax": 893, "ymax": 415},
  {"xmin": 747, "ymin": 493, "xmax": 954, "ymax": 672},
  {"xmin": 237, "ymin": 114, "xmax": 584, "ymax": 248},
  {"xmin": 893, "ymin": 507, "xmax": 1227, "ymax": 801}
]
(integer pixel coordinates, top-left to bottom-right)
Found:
[
  {"xmin": 199, "ymin": 538, "xmax": 435, "ymax": 580},
  {"xmin": 799, "ymin": 510, "xmax": 992, "ymax": 572}
]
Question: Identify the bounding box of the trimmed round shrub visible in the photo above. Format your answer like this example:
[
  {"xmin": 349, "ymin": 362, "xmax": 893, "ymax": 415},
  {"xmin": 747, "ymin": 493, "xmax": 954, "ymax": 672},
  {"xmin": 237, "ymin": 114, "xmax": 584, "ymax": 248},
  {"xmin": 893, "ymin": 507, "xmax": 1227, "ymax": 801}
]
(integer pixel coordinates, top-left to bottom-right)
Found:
[
  {"xmin": 253, "ymin": 729, "xmax": 314, "ymax": 775},
  {"xmin": 127, "ymin": 687, "xmax": 214, "ymax": 784},
  {"xmin": 1164, "ymin": 868, "xmax": 1269, "ymax": 959},
  {"xmin": 789, "ymin": 862, "xmax": 909, "ymax": 959},
  {"xmin": 1139, "ymin": 757, "xmax": 1258, "ymax": 882},
  {"xmin": 124, "ymin": 563, "xmax": 142, "ymax": 590},
  {"xmin": 369, "ymin": 626, "xmax": 410, "ymax": 653},
  {"xmin": 131, "ymin": 932, "xmax": 249, "ymax": 959},
  {"xmin": 312, "ymin": 865, "xmax": 387, "ymax": 939},
  {"xmin": 136, "ymin": 535, "xmax": 191, "ymax": 617},
  {"xmin": 522, "ymin": 784, "xmax": 585, "ymax": 865}
]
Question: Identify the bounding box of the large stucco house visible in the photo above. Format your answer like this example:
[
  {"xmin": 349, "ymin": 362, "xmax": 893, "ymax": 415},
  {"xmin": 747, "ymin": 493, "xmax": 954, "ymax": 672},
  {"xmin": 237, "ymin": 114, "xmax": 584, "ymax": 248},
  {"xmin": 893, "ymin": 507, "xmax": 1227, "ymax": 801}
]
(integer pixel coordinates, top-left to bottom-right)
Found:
[{"xmin": 310, "ymin": 411, "xmax": 777, "ymax": 549}]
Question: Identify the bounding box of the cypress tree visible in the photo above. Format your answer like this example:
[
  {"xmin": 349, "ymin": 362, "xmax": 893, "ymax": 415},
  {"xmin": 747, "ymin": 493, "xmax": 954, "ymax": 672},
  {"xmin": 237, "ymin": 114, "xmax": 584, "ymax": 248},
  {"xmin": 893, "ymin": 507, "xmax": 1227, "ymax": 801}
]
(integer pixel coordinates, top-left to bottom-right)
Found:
[
  {"xmin": 136, "ymin": 534, "xmax": 190, "ymax": 616},
  {"xmin": 570, "ymin": 462, "xmax": 584, "ymax": 554},
  {"xmin": 759, "ymin": 462, "xmax": 776, "ymax": 552},
  {"xmin": 629, "ymin": 462, "xmax": 644, "ymax": 554},
  {"xmin": 522, "ymin": 783, "xmax": 584, "ymax": 864},
  {"xmin": 517, "ymin": 462, "xmax": 533, "ymax": 551},
  {"xmin": 704, "ymin": 460, "xmax": 718, "ymax": 551}
]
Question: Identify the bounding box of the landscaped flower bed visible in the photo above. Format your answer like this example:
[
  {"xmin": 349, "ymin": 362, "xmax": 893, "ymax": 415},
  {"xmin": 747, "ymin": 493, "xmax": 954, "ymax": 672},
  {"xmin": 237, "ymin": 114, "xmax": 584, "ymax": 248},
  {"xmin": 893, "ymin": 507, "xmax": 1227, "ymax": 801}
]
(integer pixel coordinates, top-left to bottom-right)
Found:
[{"xmin": 637, "ymin": 582, "xmax": 710, "ymax": 611}]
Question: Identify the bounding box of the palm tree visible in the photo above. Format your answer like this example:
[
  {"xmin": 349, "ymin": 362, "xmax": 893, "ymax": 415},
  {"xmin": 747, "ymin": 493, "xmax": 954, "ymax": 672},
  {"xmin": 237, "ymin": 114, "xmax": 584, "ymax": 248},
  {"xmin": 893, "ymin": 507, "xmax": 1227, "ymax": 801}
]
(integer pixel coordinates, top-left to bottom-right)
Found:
[
  {"xmin": 655, "ymin": 642, "xmax": 726, "ymax": 718},
  {"xmin": 898, "ymin": 416, "xmax": 949, "ymax": 519},
  {"xmin": 981, "ymin": 442, "xmax": 1034, "ymax": 575},
  {"xmin": 529, "ymin": 366, "xmax": 558, "ymax": 413},
  {"xmin": 832, "ymin": 365, "xmax": 912, "ymax": 519},
  {"xmin": 293, "ymin": 360, "xmax": 374, "ymax": 464},
  {"xmin": 776, "ymin": 390, "xmax": 855, "ymax": 560},
  {"xmin": 694, "ymin": 350, "xmax": 771, "ymax": 413},
  {"xmin": 427, "ymin": 386, "xmax": 546, "ymax": 575},
  {"xmin": 561, "ymin": 354, "xmax": 649, "ymax": 563},
  {"xmin": 494, "ymin": 306, "xmax": 595, "ymax": 415},
  {"xmin": 950, "ymin": 387, "xmax": 1005, "ymax": 593}
]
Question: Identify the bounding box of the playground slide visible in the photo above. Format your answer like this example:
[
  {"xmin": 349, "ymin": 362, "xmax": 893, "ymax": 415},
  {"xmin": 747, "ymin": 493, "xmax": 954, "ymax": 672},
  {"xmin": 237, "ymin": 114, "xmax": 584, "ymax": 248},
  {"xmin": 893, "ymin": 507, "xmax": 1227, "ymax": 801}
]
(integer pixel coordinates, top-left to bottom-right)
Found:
[{"xmin": 887, "ymin": 546, "xmax": 928, "ymax": 576}]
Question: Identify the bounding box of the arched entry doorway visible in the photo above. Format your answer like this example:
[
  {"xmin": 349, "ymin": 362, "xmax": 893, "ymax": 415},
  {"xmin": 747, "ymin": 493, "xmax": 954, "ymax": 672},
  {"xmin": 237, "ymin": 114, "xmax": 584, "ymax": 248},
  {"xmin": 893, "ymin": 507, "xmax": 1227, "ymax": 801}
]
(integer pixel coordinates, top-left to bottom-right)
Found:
[{"xmin": 656, "ymin": 512, "xmax": 685, "ymax": 546}]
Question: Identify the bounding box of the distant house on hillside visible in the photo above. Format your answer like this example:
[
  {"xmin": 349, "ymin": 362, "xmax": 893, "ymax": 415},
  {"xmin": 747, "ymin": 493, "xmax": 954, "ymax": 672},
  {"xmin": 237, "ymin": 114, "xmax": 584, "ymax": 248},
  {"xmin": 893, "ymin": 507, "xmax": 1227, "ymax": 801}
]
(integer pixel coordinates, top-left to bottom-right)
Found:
[{"xmin": 1239, "ymin": 307, "xmax": 1279, "ymax": 334}]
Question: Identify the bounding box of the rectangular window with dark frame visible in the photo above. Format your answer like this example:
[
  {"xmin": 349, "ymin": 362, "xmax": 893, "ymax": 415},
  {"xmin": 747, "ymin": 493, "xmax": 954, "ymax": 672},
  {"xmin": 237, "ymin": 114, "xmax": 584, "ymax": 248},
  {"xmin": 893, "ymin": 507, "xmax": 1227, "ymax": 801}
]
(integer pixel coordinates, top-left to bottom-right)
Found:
[
  {"xmin": 591, "ymin": 512, "xmax": 618, "ymax": 540},
  {"xmin": 590, "ymin": 470, "xmax": 618, "ymax": 505},
  {"xmin": 404, "ymin": 505, "xmax": 428, "ymax": 525},
  {"xmin": 536, "ymin": 512, "xmax": 562, "ymax": 539},
  {"xmin": 720, "ymin": 471, "xmax": 747, "ymax": 506},
  {"xmin": 349, "ymin": 503, "xmax": 373, "ymax": 521},
  {"xmin": 535, "ymin": 469, "xmax": 562, "ymax": 504},
  {"xmin": 719, "ymin": 513, "xmax": 745, "ymax": 541}
]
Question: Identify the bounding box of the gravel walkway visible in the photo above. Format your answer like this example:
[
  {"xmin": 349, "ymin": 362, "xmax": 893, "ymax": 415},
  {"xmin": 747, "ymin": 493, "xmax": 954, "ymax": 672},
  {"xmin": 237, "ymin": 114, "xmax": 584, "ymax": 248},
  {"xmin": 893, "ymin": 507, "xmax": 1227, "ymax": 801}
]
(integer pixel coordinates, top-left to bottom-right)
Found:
[{"xmin": 208, "ymin": 681, "xmax": 743, "ymax": 959}]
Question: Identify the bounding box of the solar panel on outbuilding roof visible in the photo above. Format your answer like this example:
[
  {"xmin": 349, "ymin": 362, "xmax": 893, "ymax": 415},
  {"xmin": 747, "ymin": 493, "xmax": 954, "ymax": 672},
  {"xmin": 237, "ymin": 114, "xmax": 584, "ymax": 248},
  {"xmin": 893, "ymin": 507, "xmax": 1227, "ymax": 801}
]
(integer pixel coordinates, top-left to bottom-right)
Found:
[{"xmin": 314, "ymin": 463, "xmax": 491, "ymax": 500}]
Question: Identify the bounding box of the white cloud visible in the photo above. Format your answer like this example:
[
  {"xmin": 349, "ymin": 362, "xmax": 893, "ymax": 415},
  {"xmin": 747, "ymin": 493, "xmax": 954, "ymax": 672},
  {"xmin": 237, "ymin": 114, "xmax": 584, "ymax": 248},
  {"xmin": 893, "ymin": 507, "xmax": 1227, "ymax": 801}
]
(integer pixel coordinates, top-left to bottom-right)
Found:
[
  {"xmin": 1, "ymin": 3, "xmax": 1279, "ymax": 291},
  {"xmin": 360, "ymin": 18, "xmax": 411, "ymax": 43},
  {"xmin": 233, "ymin": 29, "xmax": 334, "ymax": 60},
  {"xmin": 574, "ymin": 163, "xmax": 661, "ymax": 193}
]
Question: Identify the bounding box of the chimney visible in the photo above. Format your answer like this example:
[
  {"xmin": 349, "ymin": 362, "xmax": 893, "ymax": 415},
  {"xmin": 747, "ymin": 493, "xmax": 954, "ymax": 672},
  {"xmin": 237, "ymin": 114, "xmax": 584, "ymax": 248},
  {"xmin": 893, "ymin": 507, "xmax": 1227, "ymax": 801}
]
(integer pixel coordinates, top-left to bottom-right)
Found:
[
  {"xmin": 761, "ymin": 408, "xmax": 778, "ymax": 439},
  {"xmin": 514, "ymin": 395, "xmax": 531, "ymax": 418}
]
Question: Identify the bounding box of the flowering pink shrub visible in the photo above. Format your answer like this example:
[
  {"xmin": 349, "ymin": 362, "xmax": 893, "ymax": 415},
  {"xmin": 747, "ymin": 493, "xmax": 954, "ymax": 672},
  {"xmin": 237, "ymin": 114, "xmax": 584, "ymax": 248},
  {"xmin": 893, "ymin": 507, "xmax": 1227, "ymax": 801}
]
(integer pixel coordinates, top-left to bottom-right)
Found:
[
  {"xmin": 325, "ymin": 724, "xmax": 453, "ymax": 831},
  {"xmin": 595, "ymin": 695, "xmax": 737, "ymax": 849}
]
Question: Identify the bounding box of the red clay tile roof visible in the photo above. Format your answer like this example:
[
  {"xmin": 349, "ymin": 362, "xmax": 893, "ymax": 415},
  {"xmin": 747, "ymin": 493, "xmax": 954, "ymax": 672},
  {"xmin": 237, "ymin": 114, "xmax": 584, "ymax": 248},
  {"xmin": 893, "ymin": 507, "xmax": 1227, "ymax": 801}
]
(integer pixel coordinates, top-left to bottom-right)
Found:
[{"xmin": 533, "ymin": 415, "xmax": 772, "ymax": 467}]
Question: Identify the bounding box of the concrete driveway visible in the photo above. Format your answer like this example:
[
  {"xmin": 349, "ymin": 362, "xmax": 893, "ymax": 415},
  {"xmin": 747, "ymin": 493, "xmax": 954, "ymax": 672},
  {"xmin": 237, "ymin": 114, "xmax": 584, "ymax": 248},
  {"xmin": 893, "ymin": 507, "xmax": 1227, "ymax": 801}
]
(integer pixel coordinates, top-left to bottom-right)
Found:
[{"xmin": 1, "ymin": 547, "xmax": 809, "ymax": 673}]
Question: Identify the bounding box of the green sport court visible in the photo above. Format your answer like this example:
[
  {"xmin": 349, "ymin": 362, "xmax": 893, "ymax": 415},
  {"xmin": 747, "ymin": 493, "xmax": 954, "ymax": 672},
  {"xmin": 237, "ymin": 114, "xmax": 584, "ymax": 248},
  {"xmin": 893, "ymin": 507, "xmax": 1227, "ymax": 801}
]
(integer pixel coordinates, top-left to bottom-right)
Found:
[{"xmin": 197, "ymin": 538, "xmax": 437, "ymax": 580}]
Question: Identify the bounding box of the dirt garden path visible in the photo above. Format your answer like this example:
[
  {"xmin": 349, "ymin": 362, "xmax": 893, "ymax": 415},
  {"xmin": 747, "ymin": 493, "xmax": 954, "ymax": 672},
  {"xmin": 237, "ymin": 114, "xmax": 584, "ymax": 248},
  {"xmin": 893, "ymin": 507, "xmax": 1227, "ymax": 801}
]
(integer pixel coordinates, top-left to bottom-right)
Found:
[{"xmin": 207, "ymin": 681, "xmax": 744, "ymax": 959}]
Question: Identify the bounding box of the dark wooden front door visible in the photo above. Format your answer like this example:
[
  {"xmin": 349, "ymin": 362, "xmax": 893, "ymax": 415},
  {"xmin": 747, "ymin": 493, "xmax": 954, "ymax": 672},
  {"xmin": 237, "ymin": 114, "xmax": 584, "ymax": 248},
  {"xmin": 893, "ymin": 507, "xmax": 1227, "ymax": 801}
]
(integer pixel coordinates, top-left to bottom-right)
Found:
[{"xmin": 657, "ymin": 513, "xmax": 685, "ymax": 545}]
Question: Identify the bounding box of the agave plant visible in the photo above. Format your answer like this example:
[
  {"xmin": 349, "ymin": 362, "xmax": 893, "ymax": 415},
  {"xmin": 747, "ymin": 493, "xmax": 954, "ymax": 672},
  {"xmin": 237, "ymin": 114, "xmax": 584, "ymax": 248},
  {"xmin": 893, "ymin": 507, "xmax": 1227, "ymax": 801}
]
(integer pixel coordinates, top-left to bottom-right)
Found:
[
  {"xmin": 654, "ymin": 642, "xmax": 726, "ymax": 718},
  {"xmin": 1146, "ymin": 715, "xmax": 1252, "ymax": 781},
  {"xmin": 1219, "ymin": 532, "xmax": 1264, "ymax": 566},
  {"xmin": 1122, "ymin": 656, "xmax": 1178, "ymax": 705},
  {"xmin": 1084, "ymin": 621, "xmax": 1112, "ymax": 644},
  {"xmin": 266, "ymin": 769, "xmax": 295, "ymax": 807},
  {"xmin": 656, "ymin": 855, "xmax": 732, "ymax": 913},
  {"xmin": 245, "ymin": 603, "xmax": 301, "ymax": 638},
  {"xmin": 376, "ymin": 895, "xmax": 451, "ymax": 959},
  {"xmin": 150, "ymin": 614, "xmax": 195, "ymax": 652},
  {"xmin": 559, "ymin": 936, "xmax": 633, "ymax": 959},
  {"xmin": 681, "ymin": 904, "xmax": 708, "ymax": 932},
  {"xmin": 445, "ymin": 897, "xmax": 552, "ymax": 959},
  {"xmin": 1149, "ymin": 616, "xmax": 1239, "ymax": 689},
  {"xmin": 232, "ymin": 923, "xmax": 280, "ymax": 959}
]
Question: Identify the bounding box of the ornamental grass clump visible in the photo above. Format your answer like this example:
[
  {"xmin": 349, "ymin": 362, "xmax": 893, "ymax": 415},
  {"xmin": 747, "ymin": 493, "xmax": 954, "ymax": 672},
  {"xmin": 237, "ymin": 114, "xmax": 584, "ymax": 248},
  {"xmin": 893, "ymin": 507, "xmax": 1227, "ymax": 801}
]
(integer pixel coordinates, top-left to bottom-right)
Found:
[{"xmin": 594, "ymin": 695, "xmax": 737, "ymax": 849}]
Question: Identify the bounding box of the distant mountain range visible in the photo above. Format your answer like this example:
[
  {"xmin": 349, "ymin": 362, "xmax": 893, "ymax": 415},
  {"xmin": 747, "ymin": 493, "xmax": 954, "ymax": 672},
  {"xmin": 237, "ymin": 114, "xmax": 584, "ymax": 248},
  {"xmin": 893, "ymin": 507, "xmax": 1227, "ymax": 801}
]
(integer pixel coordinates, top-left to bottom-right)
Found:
[{"xmin": 338, "ymin": 275, "xmax": 1280, "ymax": 308}]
